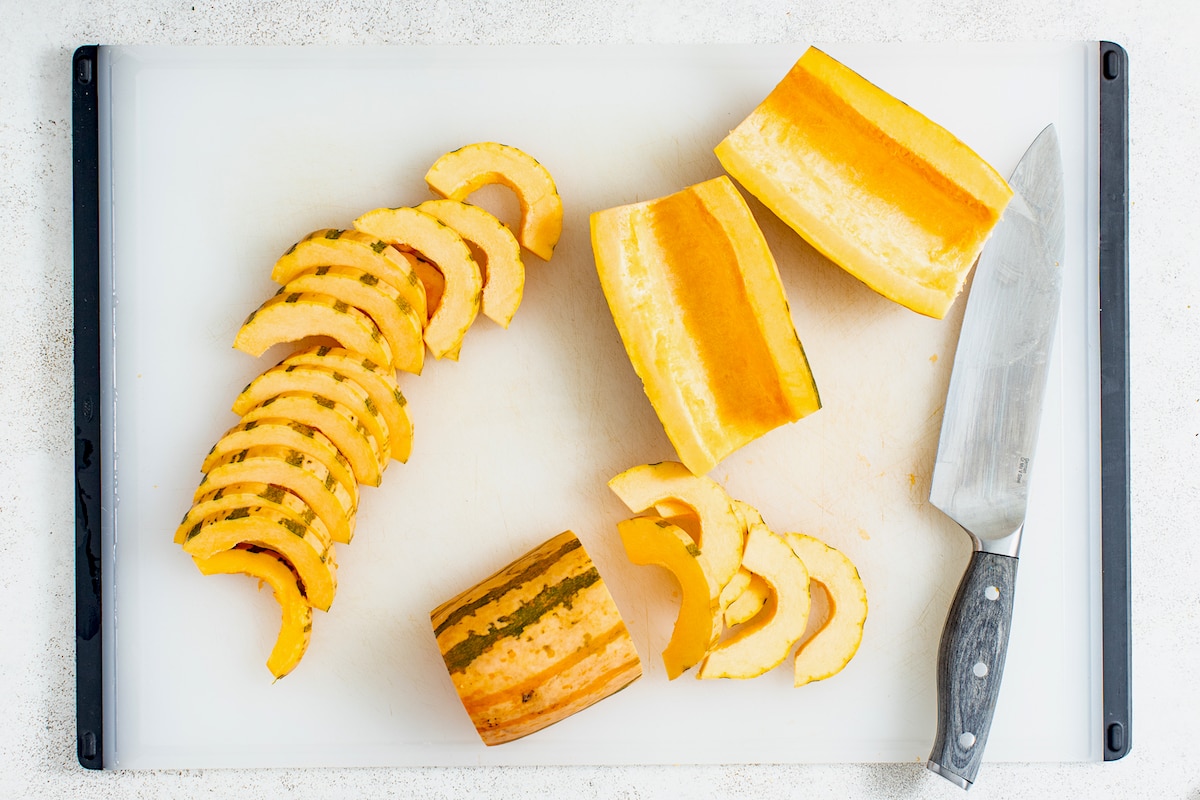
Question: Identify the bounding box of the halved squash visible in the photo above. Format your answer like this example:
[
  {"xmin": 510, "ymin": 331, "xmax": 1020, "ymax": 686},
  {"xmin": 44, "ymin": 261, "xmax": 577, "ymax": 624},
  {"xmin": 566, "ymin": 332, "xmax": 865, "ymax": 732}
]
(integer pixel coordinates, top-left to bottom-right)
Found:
[
  {"xmin": 617, "ymin": 516, "xmax": 721, "ymax": 679},
  {"xmin": 592, "ymin": 176, "xmax": 821, "ymax": 476},
  {"xmin": 424, "ymin": 142, "xmax": 563, "ymax": 261},
  {"xmin": 714, "ymin": 46, "xmax": 1013, "ymax": 319},
  {"xmin": 239, "ymin": 392, "xmax": 385, "ymax": 487},
  {"xmin": 200, "ymin": 417, "xmax": 358, "ymax": 504},
  {"xmin": 608, "ymin": 461, "xmax": 743, "ymax": 593},
  {"xmin": 430, "ymin": 531, "xmax": 642, "ymax": 746},
  {"xmin": 197, "ymin": 445, "xmax": 358, "ymax": 545},
  {"xmin": 416, "ymin": 199, "xmax": 525, "ymax": 328},
  {"xmin": 697, "ymin": 525, "xmax": 811, "ymax": 680},
  {"xmin": 785, "ymin": 533, "xmax": 868, "ymax": 686},
  {"xmin": 233, "ymin": 290, "xmax": 393, "ymax": 369},
  {"xmin": 191, "ymin": 544, "xmax": 314, "ymax": 680},
  {"xmin": 353, "ymin": 206, "xmax": 482, "ymax": 361},
  {"xmin": 281, "ymin": 346, "xmax": 413, "ymax": 463},
  {"xmin": 273, "ymin": 228, "xmax": 427, "ymax": 323},
  {"xmin": 279, "ymin": 265, "xmax": 425, "ymax": 375},
  {"xmin": 180, "ymin": 504, "xmax": 337, "ymax": 612},
  {"xmin": 232, "ymin": 363, "xmax": 391, "ymax": 470}
]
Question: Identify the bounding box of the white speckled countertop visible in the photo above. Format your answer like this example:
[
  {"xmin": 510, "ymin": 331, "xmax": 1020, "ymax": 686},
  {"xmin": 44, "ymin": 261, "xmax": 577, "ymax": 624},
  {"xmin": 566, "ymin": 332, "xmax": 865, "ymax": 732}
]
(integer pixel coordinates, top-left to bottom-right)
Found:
[{"xmin": 2, "ymin": 1, "xmax": 1197, "ymax": 797}]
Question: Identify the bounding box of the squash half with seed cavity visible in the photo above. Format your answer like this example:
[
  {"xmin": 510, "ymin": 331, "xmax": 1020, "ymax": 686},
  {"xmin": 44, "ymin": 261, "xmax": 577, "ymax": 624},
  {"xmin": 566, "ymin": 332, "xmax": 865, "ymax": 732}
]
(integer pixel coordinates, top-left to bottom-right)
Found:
[
  {"xmin": 591, "ymin": 176, "xmax": 821, "ymax": 477},
  {"xmin": 714, "ymin": 46, "xmax": 1013, "ymax": 319}
]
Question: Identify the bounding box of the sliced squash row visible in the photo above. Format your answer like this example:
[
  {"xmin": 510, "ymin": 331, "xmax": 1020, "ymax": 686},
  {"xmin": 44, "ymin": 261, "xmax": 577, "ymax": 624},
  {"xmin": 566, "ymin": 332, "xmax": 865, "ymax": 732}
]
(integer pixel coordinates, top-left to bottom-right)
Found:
[
  {"xmin": 610, "ymin": 461, "xmax": 868, "ymax": 685},
  {"xmin": 178, "ymin": 143, "xmax": 562, "ymax": 679}
]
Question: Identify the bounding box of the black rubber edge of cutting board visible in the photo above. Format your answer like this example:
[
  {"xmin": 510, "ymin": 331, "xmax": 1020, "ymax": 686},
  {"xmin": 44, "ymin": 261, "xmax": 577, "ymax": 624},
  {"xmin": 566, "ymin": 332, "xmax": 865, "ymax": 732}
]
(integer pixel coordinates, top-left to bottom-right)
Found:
[
  {"xmin": 1098, "ymin": 40, "xmax": 1131, "ymax": 763},
  {"xmin": 72, "ymin": 43, "xmax": 104, "ymax": 771}
]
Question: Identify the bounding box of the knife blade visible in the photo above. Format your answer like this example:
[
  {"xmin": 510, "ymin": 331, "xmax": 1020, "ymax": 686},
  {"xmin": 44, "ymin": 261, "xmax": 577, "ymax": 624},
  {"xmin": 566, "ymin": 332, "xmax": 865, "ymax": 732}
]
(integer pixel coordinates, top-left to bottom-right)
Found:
[{"xmin": 925, "ymin": 123, "xmax": 1066, "ymax": 789}]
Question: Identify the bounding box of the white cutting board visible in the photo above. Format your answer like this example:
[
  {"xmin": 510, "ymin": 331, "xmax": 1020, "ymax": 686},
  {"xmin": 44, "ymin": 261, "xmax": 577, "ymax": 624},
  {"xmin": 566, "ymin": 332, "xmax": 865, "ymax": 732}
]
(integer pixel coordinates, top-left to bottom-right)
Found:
[{"xmin": 97, "ymin": 42, "xmax": 1102, "ymax": 768}]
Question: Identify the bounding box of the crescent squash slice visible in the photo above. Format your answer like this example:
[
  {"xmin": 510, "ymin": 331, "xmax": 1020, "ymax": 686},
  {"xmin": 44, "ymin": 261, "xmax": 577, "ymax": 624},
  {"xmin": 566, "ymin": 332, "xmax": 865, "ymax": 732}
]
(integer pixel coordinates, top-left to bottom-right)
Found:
[
  {"xmin": 278, "ymin": 265, "xmax": 425, "ymax": 375},
  {"xmin": 281, "ymin": 345, "xmax": 413, "ymax": 463},
  {"xmin": 180, "ymin": 504, "xmax": 337, "ymax": 612},
  {"xmin": 784, "ymin": 532, "xmax": 868, "ymax": 686},
  {"xmin": 196, "ymin": 445, "xmax": 358, "ymax": 546},
  {"xmin": 430, "ymin": 531, "xmax": 642, "ymax": 746},
  {"xmin": 232, "ymin": 363, "xmax": 391, "ymax": 470},
  {"xmin": 273, "ymin": 228, "xmax": 427, "ymax": 324},
  {"xmin": 353, "ymin": 206, "xmax": 482, "ymax": 361},
  {"xmin": 175, "ymin": 480, "xmax": 336, "ymax": 552},
  {"xmin": 714, "ymin": 46, "xmax": 1013, "ymax": 319},
  {"xmin": 239, "ymin": 392, "xmax": 385, "ymax": 488},
  {"xmin": 617, "ymin": 516, "xmax": 721, "ymax": 679},
  {"xmin": 697, "ymin": 523, "xmax": 811, "ymax": 680},
  {"xmin": 191, "ymin": 545, "xmax": 314, "ymax": 680},
  {"xmin": 424, "ymin": 142, "xmax": 563, "ymax": 261},
  {"xmin": 416, "ymin": 199, "xmax": 525, "ymax": 328},
  {"xmin": 608, "ymin": 461, "xmax": 744, "ymax": 593},
  {"xmin": 233, "ymin": 290, "xmax": 394, "ymax": 369},
  {"xmin": 592, "ymin": 176, "xmax": 820, "ymax": 477},
  {"xmin": 200, "ymin": 417, "xmax": 358, "ymax": 504}
]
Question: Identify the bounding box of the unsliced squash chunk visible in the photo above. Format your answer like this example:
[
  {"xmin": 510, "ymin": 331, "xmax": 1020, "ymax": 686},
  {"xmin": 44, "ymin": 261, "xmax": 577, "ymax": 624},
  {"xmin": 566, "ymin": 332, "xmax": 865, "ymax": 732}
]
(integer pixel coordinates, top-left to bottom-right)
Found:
[
  {"xmin": 180, "ymin": 504, "xmax": 337, "ymax": 612},
  {"xmin": 279, "ymin": 265, "xmax": 425, "ymax": 375},
  {"xmin": 191, "ymin": 545, "xmax": 314, "ymax": 680},
  {"xmin": 197, "ymin": 445, "xmax": 358, "ymax": 546},
  {"xmin": 430, "ymin": 530, "xmax": 642, "ymax": 746},
  {"xmin": 281, "ymin": 346, "xmax": 414, "ymax": 463},
  {"xmin": 425, "ymin": 142, "xmax": 563, "ymax": 261},
  {"xmin": 618, "ymin": 516, "xmax": 721, "ymax": 679},
  {"xmin": 416, "ymin": 199, "xmax": 525, "ymax": 328},
  {"xmin": 273, "ymin": 228, "xmax": 427, "ymax": 324},
  {"xmin": 592, "ymin": 176, "xmax": 820, "ymax": 476},
  {"xmin": 353, "ymin": 206, "xmax": 482, "ymax": 361},
  {"xmin": 239, "ymin": 392, "xmax": 385, "ymax": 488},
  {"xmin": 714, "ymin": 46, "xmax": 1013, "ymax": 319},
  {"xmin": 233, "ymin": 290, "xmax": 393, "ymax": 369}
]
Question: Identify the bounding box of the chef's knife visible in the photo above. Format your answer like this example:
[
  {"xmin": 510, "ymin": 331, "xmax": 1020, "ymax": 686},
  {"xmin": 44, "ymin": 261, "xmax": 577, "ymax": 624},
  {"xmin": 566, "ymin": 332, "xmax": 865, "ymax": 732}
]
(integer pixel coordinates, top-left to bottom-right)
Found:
[{"xmin": 925, "ymin": 123, "xmax": 1066, "ymax": 789}]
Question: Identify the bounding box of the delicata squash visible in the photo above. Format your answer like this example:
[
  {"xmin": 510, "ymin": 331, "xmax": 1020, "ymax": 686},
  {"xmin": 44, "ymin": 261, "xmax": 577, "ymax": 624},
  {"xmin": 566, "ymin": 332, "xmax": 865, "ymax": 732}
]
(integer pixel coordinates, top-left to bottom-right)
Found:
[
  {"xmin": 591, "ymin": 176, "xmax": 821, "ymax": 476},
  {"xmin": 430, "ymin": 531, "xmax": 642, "ymax": 746},
  {"xmin": 715, "ymin": 46, "xmax": 1013, "ymax": 319}
]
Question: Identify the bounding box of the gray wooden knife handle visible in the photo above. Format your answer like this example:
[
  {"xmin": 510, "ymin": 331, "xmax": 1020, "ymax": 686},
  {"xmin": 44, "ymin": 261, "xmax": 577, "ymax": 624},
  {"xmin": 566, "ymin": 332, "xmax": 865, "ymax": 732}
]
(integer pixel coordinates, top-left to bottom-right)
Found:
[{"xmin": 927, "ymin": 550, "xmax": 1019, "ymax": 789}]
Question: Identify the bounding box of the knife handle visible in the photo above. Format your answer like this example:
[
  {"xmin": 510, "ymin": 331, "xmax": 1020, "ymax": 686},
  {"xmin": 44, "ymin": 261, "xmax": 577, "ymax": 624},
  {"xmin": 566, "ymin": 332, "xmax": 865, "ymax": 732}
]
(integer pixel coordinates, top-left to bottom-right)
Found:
[{"xmin": 927, "ymin": 550, "xmax": 1019, "ymax": 789}]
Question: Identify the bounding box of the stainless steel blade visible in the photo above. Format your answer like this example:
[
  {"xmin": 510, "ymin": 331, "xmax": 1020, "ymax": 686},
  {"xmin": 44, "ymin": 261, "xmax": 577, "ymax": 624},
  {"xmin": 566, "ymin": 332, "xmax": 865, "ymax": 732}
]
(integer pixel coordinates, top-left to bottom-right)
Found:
[{"xmin": 929, "ymin": 124, "xmax": 1066, "ymax": 553}]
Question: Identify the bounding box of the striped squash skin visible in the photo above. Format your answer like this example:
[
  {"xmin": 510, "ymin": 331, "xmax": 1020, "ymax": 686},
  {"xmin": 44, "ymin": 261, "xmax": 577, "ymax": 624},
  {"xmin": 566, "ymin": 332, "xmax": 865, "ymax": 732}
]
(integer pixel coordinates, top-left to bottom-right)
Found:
[
  {"xmin": 430, "ymin": 531, "xmax": 642, "ymax": 746},
  {"xmin": 198, "ymin": 445, "xmax": 358, "ymax": 546}
]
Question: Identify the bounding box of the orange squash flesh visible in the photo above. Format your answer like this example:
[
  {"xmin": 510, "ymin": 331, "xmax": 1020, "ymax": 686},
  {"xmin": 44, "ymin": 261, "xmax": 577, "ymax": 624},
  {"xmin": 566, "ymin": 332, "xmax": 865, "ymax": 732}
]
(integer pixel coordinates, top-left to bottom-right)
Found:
[
  {"xmin": 715, "ymin": 47, "xmax": 1013, "ymax": 319},
  {"xmin": 592, "ymin": 176, "xmax": 820, "ymax": 476}
]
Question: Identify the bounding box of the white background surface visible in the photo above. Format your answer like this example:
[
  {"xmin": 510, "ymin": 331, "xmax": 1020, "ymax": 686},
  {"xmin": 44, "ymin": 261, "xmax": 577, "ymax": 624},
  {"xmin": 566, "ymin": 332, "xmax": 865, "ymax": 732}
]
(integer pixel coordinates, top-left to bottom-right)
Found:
[{"xmin": 1, "ymin": 1, "xmax": 1196, "ymax": 798}]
